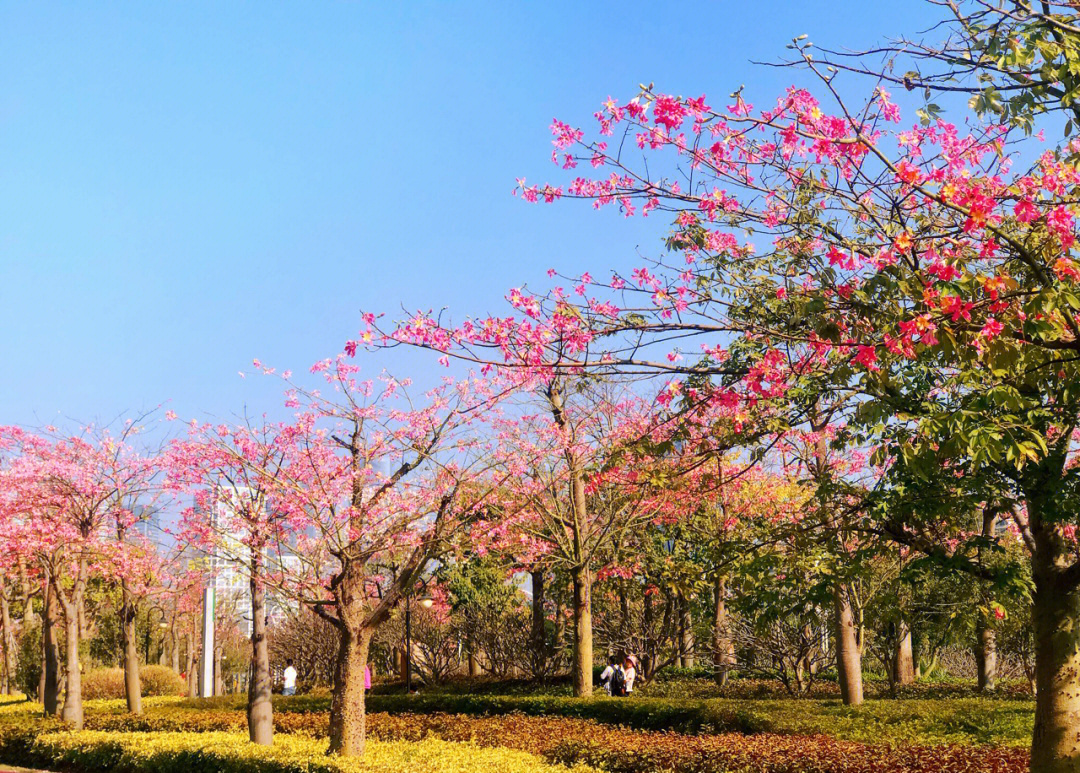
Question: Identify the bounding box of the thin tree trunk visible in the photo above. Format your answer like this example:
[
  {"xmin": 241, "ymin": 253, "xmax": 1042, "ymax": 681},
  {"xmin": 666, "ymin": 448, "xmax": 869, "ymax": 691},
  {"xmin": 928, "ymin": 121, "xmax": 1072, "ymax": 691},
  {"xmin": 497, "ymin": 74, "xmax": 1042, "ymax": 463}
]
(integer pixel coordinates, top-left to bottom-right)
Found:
[
  {"xmin": 976, "ymin": 508, "xmax": 998, "ymax": 694},
  {"xmin": 0, "ymin": 591, "xmax": 12, "ymax": 695},
  {"xmin": 679, "ymin": 591, "xmax": 695, "ymax": 668},
  {"xmin": 642, "ymin": 588, "xmax": 655, "ymax": 681},
  {"xmin": 712, "ymin": 575, "xmax": 734, "ymax": 686},
  {"xmin": 327, "ymin": 625, "xmax": 371, "ymax": 756},
  {"xmin": 834, "ymin": 582, "xmax": 863, "ymax": 706},
  {"xmin": 976, "ymin": 622, "xmax": 998, "ymax": 693},
  {"xmin": 119, "ymin": 580, "xmax": 142, "ymax": 715},
  {"xmin": 530, "ymin": 568, "xmax": 547, "ymax": 677},
  {"xmin": 571, "ymin": 565, "xmax": 593, "ymax": 697},
  {"xmin": 247, "ymin": 566, "xmax": 273, "ymax": 746},
  {"xmin": 215, "ymin": 647, "xmax": 224, "ymax": 695},
  {"xmin": 554, "ymin": 598, "xmax": 566, "ymax": 663},
  {"xmin": 185, "ymin": 632, "xmax": 198, "ymax": 698},
  {"xmin": 170, "ymin": 629, "xmax": 180, "ymax": 674},
  {"xmin": 810, "ymin": 405, "xmax": 863, "ymax": 706},
  {"xmin": 895, "ymin": 619, "xmax": 916, "ymax": 686},
  {"xmin": 60, "ymin": 611, "xmax": 83, "ymax": 728},
  {"xmin": 41, "ymin": 582, "xmax": 60, "ymax": 716}
]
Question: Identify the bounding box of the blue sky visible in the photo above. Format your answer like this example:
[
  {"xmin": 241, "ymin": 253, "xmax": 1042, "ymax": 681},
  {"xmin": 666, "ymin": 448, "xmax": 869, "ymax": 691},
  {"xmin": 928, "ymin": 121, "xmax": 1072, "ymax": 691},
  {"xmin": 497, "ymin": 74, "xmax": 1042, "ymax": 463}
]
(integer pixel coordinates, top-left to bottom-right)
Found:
[{"xmin": 1, "ymin": 1, "xmax": 938, "ymax": 431}]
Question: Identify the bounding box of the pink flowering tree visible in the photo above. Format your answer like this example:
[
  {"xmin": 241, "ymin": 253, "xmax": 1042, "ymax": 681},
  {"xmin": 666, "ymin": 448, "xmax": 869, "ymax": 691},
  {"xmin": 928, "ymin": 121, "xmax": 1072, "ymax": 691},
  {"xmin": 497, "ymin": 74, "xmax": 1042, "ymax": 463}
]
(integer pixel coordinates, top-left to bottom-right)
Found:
[
  {"xmin": 363, "ymin": 22, "xmax": 1080, "ymax": 761},
  {"xmin": 0, "ymin": 483, "xmax": 41, "ymax": 697},
  {"xmin": 476, "ymin": 378, "xmax": 752, "ymax": 696},
  {"xmin": 243, "ymin": 353, "xmax": 514, "ymax": 756},
  {"xmin": 166, "ymin": 417, "xmax": 295, "ymax": 745},
  {"xmin": 0, "ymin": 422, "xmax": 160, "ymax": 726}
]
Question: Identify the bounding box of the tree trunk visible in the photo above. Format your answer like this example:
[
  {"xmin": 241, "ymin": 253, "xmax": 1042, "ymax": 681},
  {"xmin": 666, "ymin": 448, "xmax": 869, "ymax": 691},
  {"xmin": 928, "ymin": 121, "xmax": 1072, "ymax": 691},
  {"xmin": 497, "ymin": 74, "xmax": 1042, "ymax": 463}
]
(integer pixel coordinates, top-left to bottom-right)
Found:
[
  {"xmin": 976, "ymin": 622, "xmax": 998, "ymax": 693},
  {"xmin": 41, "ymin": 583, "xmax": 60, "ymax": 716},
  {"xmin": 530, "ymin": 568, "xmax": 547, "ymax": 677},
  {"xmin": 554, "ymin": 598, "xmax": 566, "ymax": 663},
  {"xmin": 833, "ymin": 582, "xmax": 863, "ymax": 706},
  {"xmin": 642, "ymin": 588, "xmax": 655, "ymax": 681},
  {"xmin": 247, "ymin": 568, "xmax": 273, "ymax": 746},
  {"xmin": 119, "ymin": 581, "xmax": 142, "ymax": 715},
  {"xmin": 895, "ymin": 619, "xmax": 916, "ymax": 686},
  {"xmin": 170, "ymin": 630, "xmax": 180, "ymax": 674},
  {"xmin": 327, "ymin": 625, "xmax": 371, "ymax": 756},
  {"xmin": 1030, "ymin": 529, "xmax": 1080, "ymax": 772},
  {"xmin": 679, "ymin": 591, "xmax": 695, "ymax": 669},
  {"xmin": 185, "ymin": 632, "xmax": 198, "ymax": 698},
  {"xmin": 571, "ymin": 565, "xmax": 593, "ymax": 697},
  {"xmin": 215, "ymin": 647, "xmax": 224, "ymax": 695},
  {"xmin": 972, "ymin": 506, "xmax": 999, "ymax": 695},
  {"xmin": 712, "ymin": 575, "xmax": 734, "ymax": 686},
  {"xmin": 60, "ymin": 612, "xmax": 83, "ymax": 728},
  {"xmin": 0, "ymin": 592, "xmax": 12, "ymax": 695}
]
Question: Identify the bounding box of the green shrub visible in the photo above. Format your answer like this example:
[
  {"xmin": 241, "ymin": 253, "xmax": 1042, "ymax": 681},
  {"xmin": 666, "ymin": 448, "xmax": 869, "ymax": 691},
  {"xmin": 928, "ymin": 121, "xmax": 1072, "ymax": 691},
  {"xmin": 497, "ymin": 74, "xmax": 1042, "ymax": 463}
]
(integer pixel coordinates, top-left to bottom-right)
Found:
[
  {"xmin": 365, "ymin": 693, "xmax": 770, "ymax": 734},
  {"xmin": 82, "ymin": 666, "xmax": 185, "ymax": 700}
]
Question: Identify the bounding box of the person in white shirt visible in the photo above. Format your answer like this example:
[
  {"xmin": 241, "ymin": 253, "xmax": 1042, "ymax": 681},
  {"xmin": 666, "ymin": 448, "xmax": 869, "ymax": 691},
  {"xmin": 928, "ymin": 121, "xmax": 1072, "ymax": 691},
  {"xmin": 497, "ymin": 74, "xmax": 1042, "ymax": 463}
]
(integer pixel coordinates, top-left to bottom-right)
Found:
[
  {"xmin": 622, "ymin": 655, "xmax": 637, "ymax": 695},
  {"xmin": 282, "ymin": 659, "xmax": 298, "ymax": 696},
  {"xmin": 599, "ymin": 655, "xmax": 621, "ymax": 695}
]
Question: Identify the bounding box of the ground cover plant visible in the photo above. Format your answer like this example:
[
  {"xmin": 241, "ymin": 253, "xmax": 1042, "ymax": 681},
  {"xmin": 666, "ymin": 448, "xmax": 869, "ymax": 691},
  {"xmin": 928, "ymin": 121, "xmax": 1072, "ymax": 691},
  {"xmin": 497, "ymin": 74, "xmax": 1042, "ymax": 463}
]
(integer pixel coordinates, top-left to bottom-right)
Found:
[
  {"xmin": 0, "ymin": 695, "xmax": 1033, "ymax": 773},
  {"xmin": 101, "ymin": 693, "xmax": 1031, "ymax": 749},
  {"xmin": 6, "ymin": 730, "xmax": 597, "ymax": 773}
]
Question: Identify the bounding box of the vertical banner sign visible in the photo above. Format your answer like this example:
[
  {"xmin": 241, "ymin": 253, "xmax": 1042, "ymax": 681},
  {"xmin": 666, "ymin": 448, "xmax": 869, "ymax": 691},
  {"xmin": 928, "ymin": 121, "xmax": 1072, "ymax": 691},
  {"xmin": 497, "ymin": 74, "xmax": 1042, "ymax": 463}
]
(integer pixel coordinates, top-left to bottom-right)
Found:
[{"xmin": 200, "ymin": 585, "xmax": 216, "ymax": 698}]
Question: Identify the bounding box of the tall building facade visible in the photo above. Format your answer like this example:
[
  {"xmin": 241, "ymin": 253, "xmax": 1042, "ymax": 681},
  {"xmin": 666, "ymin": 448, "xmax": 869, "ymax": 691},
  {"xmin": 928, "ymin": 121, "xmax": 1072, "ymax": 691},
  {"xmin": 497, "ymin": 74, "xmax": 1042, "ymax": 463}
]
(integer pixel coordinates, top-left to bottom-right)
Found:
[{"xmin": 205, "ymin": 487, "xmax": 299, "ymax": 637}]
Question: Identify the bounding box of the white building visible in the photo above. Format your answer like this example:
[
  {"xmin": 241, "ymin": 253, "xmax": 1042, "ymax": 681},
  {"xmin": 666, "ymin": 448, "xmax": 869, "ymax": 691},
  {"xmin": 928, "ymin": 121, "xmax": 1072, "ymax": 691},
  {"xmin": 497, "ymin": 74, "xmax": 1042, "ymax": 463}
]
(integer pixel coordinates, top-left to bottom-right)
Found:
[{"xmin": 206, "ymin": 487, "xmax": 300, "ymax": 637}]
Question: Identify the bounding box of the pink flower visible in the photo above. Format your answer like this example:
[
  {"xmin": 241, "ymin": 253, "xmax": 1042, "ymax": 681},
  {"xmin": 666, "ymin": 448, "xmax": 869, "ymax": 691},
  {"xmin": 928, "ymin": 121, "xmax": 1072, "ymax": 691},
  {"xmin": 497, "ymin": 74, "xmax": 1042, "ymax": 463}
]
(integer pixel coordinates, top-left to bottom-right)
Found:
[
  {"xmin": 1014, "ymin": 197, "xmax": 1040, "ymax": 223},
  {"xmin": 980, "ymin": 317, "xmax": 1004, "ymax": 341},
  {"xmin": 853, "ymin": 345, "xmax": 880, "ymax": 371}
]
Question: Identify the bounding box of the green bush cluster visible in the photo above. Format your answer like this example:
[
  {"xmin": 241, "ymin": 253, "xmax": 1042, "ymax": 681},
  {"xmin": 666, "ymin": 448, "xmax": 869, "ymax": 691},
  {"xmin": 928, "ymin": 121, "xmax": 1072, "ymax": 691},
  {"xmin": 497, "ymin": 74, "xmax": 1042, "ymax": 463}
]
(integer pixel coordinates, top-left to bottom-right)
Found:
[{"xmin": 365, "ymin": 693, "xmax": 770, "ymax": 734}]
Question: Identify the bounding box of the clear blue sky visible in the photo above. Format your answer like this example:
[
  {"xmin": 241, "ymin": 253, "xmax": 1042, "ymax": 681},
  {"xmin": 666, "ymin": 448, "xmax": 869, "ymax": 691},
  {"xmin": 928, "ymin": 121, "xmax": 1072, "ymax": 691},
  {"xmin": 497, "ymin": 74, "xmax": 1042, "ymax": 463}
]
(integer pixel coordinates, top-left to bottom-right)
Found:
[{"xmin": 1, "ymin": 1, "xmax": 937, "ymax": 430}]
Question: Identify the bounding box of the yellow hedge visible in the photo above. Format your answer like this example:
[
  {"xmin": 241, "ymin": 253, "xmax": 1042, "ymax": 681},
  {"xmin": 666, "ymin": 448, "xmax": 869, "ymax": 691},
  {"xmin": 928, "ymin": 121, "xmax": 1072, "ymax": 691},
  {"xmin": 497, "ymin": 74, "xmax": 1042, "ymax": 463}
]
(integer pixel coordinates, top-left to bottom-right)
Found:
[
  {"xmin": 81, "ymin": 666, "xmax": 186, "ymax": 700},
  {"xmin": 22, "ymin": 730, "xmax": 599, "ymax": 773}
]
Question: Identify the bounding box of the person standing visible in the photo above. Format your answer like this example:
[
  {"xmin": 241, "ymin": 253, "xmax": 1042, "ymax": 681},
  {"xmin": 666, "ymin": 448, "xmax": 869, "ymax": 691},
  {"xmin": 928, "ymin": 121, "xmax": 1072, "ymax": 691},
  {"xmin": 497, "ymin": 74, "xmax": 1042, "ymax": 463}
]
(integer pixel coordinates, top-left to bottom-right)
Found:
[
  {"xmin": 599, "ymin": 655, "xmax": 621, "ymax": 696},
  {"xmin": 622, "ymin": 655, "xmax": 637, "ymax": 696},
  {"xmin": 282, "ymin": 658, "xmax": 298, "ymax": 697}
]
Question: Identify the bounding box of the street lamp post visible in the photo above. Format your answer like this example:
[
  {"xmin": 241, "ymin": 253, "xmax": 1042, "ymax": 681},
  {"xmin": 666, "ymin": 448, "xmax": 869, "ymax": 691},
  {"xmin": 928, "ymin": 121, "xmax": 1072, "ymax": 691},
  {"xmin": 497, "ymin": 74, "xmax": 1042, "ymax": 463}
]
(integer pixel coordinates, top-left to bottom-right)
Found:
[{"xmin": 404, "ymin": 592, "xmax": 434, "ymax": 694}]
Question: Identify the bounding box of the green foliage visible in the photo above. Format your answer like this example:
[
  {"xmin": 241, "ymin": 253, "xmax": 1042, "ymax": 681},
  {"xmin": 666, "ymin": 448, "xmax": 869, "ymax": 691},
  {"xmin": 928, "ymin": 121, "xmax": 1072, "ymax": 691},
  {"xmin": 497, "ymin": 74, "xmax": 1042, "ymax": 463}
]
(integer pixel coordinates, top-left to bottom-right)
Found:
[{"xmin": 15, "ymin": 621, "xmax": 40, "ymax": 698}]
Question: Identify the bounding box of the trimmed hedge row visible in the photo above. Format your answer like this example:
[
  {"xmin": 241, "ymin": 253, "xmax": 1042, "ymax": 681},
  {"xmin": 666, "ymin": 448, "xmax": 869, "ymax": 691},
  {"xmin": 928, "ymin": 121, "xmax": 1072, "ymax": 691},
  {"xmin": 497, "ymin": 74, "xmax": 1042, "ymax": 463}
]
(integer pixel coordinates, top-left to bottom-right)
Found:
[
  {"xmin": 98, "ymin": 692, "xmax": 1033, "ymax": 747},
  {"xmin": 60, "ymin": 710, "xmax": 1035, "ymax": 773},
  {"xmin": 365, "ymin": 693, "xmax": 770, "ymax": 734},
  {"xmin": 0, "ymin": 728, "xmax": 596, "ymax": 773},
  {"xmin": 162, "ymin": 692, "xmax": 769, "ymax": 734}
]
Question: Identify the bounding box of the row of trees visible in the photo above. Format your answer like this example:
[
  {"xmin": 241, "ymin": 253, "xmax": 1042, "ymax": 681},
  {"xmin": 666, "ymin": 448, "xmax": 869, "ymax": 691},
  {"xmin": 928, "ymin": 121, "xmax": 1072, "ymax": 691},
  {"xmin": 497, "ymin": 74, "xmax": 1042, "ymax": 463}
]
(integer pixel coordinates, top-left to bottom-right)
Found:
[
  {"xmin": 6, "ymin": 2, "xmax": 1080, "ymax": 772},
  {"xmin": 370, "ymin": 4, "xmax": 1080, "ymax": 770}
]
